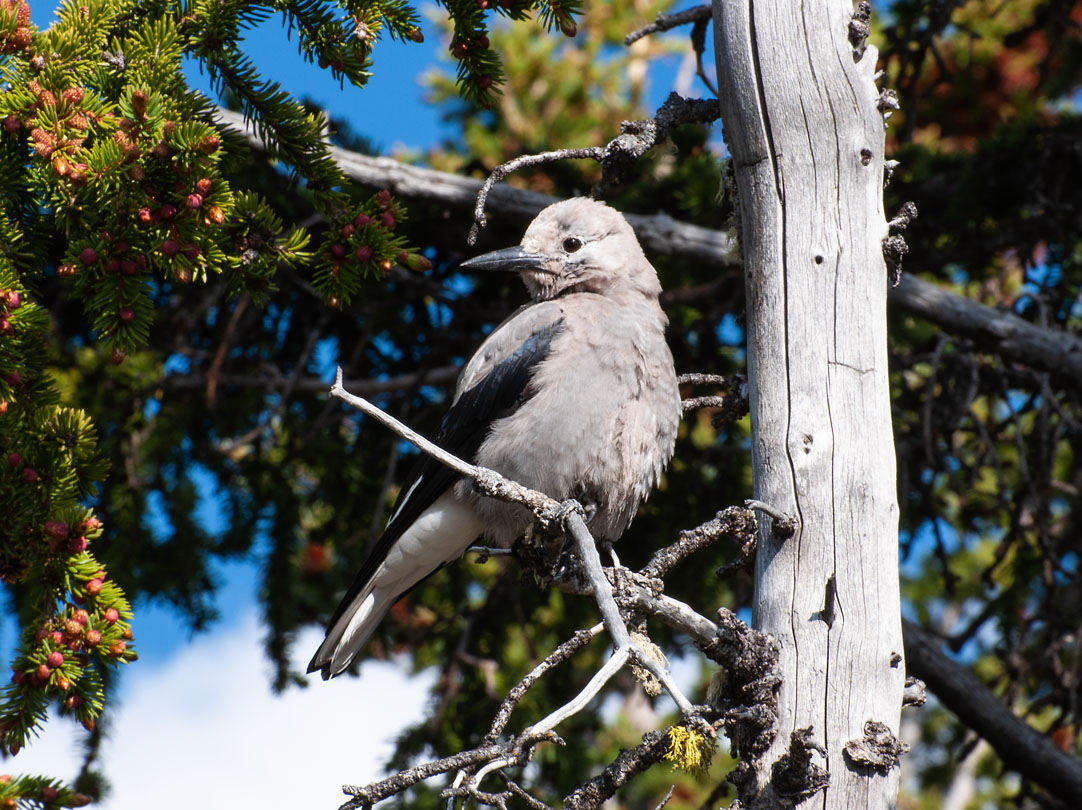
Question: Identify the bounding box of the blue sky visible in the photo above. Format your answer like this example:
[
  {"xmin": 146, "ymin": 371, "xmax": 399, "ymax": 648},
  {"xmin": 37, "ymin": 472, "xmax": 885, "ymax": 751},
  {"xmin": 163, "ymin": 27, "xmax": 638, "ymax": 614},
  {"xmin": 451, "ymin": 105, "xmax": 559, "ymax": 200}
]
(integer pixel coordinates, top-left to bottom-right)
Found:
[{"xmin": 5, "ymin": 5, "xmax": 713, "ymax": 807}]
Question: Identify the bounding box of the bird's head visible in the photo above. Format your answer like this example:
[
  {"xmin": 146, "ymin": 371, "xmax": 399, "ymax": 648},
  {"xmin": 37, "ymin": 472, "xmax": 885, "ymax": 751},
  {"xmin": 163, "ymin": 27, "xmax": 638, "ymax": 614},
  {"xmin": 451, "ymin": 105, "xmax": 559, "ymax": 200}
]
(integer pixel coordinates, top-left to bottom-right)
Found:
[{"xmin": 461, "ymin": 198, "xmax": 662, "ymax": 301}]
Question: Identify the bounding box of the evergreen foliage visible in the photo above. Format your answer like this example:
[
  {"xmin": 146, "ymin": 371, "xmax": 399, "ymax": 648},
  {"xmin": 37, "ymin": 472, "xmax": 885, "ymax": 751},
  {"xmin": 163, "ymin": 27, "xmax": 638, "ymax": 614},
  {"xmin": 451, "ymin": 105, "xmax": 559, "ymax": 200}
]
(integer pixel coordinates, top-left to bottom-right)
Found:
[{"xmin": 0, "ymin": 0, "xmax": 578, "ymax": 804}]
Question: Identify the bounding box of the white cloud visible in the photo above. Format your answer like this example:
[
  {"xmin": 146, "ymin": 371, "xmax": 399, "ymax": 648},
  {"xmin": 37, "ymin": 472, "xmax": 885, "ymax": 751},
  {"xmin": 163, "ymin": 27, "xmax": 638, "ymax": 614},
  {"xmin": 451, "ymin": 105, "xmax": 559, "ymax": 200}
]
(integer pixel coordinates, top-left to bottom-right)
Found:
[{"xmin": 8, "ymin": 613, "xmax": 436, "ymax": 809}]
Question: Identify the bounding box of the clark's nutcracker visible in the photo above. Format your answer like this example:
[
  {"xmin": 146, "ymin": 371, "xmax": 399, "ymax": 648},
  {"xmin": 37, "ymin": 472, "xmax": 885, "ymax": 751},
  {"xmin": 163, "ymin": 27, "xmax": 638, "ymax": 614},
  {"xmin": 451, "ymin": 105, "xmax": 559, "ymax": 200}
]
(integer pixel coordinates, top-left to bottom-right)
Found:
[{"xmin": 309, "ymin": 197, "xmax": 681, "ymax": 679}]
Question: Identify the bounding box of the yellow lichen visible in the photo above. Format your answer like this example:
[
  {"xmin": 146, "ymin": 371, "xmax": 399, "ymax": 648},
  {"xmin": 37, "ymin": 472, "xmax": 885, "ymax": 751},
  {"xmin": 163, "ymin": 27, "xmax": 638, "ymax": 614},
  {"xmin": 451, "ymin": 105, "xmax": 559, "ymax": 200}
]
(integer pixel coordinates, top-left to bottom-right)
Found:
[{"xmin": 663, "ymin": 725, "xmax": 716, "ymax": 776}]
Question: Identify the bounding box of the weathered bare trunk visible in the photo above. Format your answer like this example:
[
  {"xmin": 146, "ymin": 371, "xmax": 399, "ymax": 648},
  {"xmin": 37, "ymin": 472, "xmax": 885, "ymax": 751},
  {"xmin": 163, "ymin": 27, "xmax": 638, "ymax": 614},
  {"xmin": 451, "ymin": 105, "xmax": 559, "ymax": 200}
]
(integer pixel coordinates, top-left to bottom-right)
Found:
[{"xmin": 711, "ymin": 1, "xmax": 905, "ymax": 807}]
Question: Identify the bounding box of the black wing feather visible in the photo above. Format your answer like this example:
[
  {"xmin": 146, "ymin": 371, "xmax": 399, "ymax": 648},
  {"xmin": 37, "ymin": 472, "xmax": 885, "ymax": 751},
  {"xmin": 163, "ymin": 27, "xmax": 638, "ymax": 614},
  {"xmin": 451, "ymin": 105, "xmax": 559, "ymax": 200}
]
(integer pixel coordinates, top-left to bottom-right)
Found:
[{"xmin": 321, "ymin": 318, "xmax": 565, "ymax": 632}]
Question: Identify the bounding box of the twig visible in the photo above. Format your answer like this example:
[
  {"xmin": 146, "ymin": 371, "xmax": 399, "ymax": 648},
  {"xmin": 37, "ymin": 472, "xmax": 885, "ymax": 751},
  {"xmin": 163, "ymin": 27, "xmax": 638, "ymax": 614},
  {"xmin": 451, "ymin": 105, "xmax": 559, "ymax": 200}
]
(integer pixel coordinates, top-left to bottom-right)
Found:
[
  {"xmin": 467, "ymin": 148, "xmax": 603, "ymax": 244},
  {"xmin": 641, "ymin": 506, "xmax": 757, "ymax": 579},
  {"xmin": 653, "ymin": 785, "xmax": 676, "ymax": 810},
  {"xmin": 744, "ymin": 499, "xmax": 797, "ymax": 538},
  {"xmin": 681, "ymin": 395, "xmax": 728, "ymax": 413},
  {"xmin": 468, "ymin": 94, "xmax": 719, "ymax": 242},
  {"xmin": 485, "ymin": 624, "xmax": 604, "ymax": 743},
  {"xmin": 341, "ymin": 744, "xmax": 511, "ymax": 808},
  {"xmin": 329, "ymin": 367, "xmax": 555, "ymax": 517},
  {"xmin": 563, "ymin": 728, "xmax": 673, "ymax": 810},
  {"xmin": 690, "ymin": 17, "xmax": 718, "ymax": 97},
  {"xmin": 624, "ymin": 6, "xmax": 712, "ymax": 46}
]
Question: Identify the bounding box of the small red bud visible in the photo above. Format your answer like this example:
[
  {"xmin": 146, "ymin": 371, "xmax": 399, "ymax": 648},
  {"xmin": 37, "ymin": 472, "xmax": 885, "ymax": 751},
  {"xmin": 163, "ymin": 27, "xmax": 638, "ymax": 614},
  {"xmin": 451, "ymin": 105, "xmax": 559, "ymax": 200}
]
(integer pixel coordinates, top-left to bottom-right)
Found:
[
  {"xmin": 3, "ymin": 116, "xmax": 19, "ymax": 133},
  {"xmin": 11, "ymin": 669, "xmax": 24, "ymax": 684},
  {"xmin": 477, "ymin": 75, "xmax": 493, "ymax": 90},
  {"xmin": 110, "ymin": 640, "xmax": 126, "ymax": 655},
  {"xmin": 85, "ymin": 517, "xmax": 101, "ymax": 532},
  {"xmin": 331, "ymin": 242, "xmax": 346, "ymax": 258},
  {"xmin": 118, "ymin": 308, "xmax": 135, "ymax": 325},
  {"xmin": 36, "ymin": 664, "xmax": 50, "ymax": 681},
  {"xmin": 355, "ymin": 213, "xmax": 371, "ymax": 227},
  {"xmin": 45, "ymin": 521, "xmax": 69, "ymax": 539},
  {"xmin": 376, "ymin": 189, "xmax": 392, "ymax": 208},
  {"xmin": 355, "ymin": 245, "xmax": 372, "ymax": 262},
  {"xmin": 186, "ymin": 193, "xmax": 203, "ymax": 209},
  {"xmin": 159, "ymin": 203, "xmax": 176, "ymax": 220},
  {"xmin": 162, "ymin": 239, "xmax": 180, "ymax": 256},
  {"xmin": 196, "ymin": 178, "xmax": 213, "ymax": 195},
  {"xmin": 82, "ymin": 717, "xmax": 94, "ymax": 732},
  {"xmin": 381, "ymin": 212, "xmax": 396, "ymax": 228},
  {"xmin": 340, "ymin": 224, "xmax": 355, "ymax": 238},
  {"xmin": 104, "ymin": 608, "xmax": 119, "ymax": 624},
  {"xmin": 79, "ymin": 247, "xmax": 98, "ymax": 265},
  {"xmin": 131, "ymin": 89, "xmax": 148, "ymax": 115},
  {"xmin": 120, "ymin": 259, "xmax": 138, "ymax": 275},
  {"xmin": 0, "ymin": 318, "xmax": 10, "ymax": 336},
  {"xmin": 22, "ymin": 467, "xmax": 37, "ymax": 483},
  {"xmin": 55, "ymin": 675, "xmax": 70, "ymax": 691},
  {"xmin": 6, "ymin": 291, "xmax": 20, "ymax": 309},
  {"xmin": 85, "ymin": 629, "xmax": 101, "ymax": 645},
  {"xmin": 122, "ymin": 626, "xmax": 133, "ymax": 640},
  {"xmin": 104, "ymin": 258, "xmax": 120, "ymax": 274},
  {"xmin": 46, "ymin": 651, "xmax": 64, "ymax": 669},
  {"xmin": 41, "ymin": 786, "xmax": 59, "ymax": 803},
  {"xmin": 183, "ymin": 244, "xmax": 201, "ymax": 261},
  {"xmin": 452, "ymin": 41, "xmax": 468, "ymax": 59},
  {"xmin": 137, "ymin": 207, "xmax": 153, "ymax": 225},
  {"xmin": 73, "ymin": 610, "xmax": 88, "ymax": 625},
  {"xmin": 6, "ymin": 452, "xmax": 21, "ymax": 467},
  {"xmin": 476, "ymin": 34, "xmax": 490, "ymax": 49},
  {"xmin": 207, "ymin": 205, "xmax": 225, "ymax": 225},
  {"xmin": 51, "ymin": 631, "xmax": 63, "ymax": 645},
  {"xmin": 85, "ymin": 578, "xmax": 103, "ymax": 596}
]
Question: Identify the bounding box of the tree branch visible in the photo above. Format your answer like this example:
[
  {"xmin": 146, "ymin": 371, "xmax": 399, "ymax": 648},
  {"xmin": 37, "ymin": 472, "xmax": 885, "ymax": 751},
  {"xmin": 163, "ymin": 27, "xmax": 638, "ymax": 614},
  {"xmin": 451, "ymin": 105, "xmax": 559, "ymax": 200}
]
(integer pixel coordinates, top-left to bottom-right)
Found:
[
  {"xmin": 624, "ymin": 6, "xmax": 712, "ymax": 46},
  {"xmin": 214, "ymin": 108, "xmax": 1081, "ymax": 389},
  {"xmin": 903, "ymin": 619, "xmax": 1082, "ymax": 805}
]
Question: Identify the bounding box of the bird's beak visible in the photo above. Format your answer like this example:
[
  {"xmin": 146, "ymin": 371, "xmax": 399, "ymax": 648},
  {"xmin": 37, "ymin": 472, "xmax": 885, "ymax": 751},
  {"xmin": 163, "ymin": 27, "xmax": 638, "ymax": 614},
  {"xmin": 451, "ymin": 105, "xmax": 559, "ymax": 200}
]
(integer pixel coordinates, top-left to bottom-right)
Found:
[{"xmin": 460, "ymin": 246, "xmax": 549, "ymax": 274}]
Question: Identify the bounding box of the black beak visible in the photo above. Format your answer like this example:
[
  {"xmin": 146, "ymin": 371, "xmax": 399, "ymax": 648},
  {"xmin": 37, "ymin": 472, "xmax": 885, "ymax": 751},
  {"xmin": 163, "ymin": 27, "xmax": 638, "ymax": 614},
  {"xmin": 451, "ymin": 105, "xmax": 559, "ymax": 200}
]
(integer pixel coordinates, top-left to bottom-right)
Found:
[{"xmin": 460, "ymin": 246, "xmax": 548, "ymax": 274}]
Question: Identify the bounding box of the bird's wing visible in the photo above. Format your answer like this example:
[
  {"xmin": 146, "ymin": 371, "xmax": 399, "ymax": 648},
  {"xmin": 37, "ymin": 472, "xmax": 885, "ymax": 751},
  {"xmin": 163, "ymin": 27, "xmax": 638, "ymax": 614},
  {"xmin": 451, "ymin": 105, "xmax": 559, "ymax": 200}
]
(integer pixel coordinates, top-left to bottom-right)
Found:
[{"xmin": 309, "ymin": 302, "xmax": 566, "ymax": 674}]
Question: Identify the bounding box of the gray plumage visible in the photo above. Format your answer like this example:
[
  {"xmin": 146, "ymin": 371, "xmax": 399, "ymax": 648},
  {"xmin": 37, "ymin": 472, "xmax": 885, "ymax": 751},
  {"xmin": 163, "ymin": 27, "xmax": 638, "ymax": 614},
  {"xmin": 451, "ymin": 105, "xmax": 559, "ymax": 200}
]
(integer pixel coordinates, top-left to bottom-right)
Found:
[{"xmin": 309, "ymin": 197, "xmax": 681, "ymax": 679}]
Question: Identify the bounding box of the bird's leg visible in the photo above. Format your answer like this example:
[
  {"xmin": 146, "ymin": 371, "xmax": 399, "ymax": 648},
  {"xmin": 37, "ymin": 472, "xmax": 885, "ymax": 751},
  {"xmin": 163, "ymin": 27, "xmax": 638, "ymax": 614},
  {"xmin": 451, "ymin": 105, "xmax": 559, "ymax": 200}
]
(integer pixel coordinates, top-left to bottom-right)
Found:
[{"xmin": 599, "ymin": 540, "xmax": 621, "ymax": 570}]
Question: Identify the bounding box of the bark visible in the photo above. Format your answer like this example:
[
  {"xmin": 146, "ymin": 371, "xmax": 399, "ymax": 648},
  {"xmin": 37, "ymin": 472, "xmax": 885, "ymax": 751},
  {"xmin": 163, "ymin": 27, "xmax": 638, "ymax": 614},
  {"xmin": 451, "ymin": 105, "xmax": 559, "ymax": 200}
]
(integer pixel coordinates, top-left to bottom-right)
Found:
[{"xmin": 711, "ymin": 2, "xmax": 904, "ymax": 807}]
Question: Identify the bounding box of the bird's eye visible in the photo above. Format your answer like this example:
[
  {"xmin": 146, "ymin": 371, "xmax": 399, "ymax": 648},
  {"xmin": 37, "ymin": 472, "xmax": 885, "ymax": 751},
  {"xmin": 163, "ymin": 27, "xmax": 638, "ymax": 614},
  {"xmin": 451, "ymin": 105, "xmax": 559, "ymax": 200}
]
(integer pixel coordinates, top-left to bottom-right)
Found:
[{"xmin": 563, "ymin": 237, "xmax": 583, "ymax": 253}]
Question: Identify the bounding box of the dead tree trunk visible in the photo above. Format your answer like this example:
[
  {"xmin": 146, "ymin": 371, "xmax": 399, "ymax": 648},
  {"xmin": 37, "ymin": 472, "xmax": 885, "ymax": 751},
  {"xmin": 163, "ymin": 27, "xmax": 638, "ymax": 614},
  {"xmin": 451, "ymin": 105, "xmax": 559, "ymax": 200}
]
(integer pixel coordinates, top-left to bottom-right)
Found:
[{"xmin": 711, "ymin": 2, "xmax": 906, "ymax": 807}]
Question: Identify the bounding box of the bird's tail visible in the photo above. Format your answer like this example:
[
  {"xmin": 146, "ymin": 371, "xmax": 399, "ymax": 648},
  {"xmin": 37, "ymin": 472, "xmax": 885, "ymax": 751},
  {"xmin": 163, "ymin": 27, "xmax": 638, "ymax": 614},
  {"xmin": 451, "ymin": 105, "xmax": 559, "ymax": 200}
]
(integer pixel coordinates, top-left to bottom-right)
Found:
[{"xmin": 307, "ymin": 492, "xmax": 481, "ymax": 679}]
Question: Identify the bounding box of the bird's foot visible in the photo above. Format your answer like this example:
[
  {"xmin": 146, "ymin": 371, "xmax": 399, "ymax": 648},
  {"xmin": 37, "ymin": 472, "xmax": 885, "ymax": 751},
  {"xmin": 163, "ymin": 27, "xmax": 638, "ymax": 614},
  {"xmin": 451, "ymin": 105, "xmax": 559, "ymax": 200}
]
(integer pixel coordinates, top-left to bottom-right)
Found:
[{"xmin": 537, "ymin": 497, "xmax": 586, "ymax": 533}]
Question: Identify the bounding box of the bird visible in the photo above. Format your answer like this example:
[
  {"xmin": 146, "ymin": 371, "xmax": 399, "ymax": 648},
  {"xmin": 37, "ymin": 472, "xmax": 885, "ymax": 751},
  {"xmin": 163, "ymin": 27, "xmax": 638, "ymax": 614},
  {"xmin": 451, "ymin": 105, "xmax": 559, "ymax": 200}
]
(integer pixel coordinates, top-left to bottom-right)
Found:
[{"xmin": 308, "ymin": 197, "xmax": 681, "ymax": 679}]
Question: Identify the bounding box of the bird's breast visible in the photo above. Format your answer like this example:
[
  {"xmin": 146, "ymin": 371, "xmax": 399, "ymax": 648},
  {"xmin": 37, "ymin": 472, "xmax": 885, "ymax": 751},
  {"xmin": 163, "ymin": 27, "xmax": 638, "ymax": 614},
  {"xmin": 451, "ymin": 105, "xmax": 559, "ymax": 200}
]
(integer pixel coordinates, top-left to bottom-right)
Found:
[{"xmin": 470, "ymin": 297, "xmax": 680, "ymax": 544}]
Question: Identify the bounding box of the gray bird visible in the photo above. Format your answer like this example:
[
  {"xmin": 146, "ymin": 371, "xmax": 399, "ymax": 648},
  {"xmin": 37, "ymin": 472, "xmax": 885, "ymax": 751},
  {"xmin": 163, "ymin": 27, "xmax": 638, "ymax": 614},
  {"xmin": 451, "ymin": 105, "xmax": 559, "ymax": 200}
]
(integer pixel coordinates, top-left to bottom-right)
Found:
[{"xmin": 308, "ymin": 197, "xmax": 681, "ymax": 679}]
